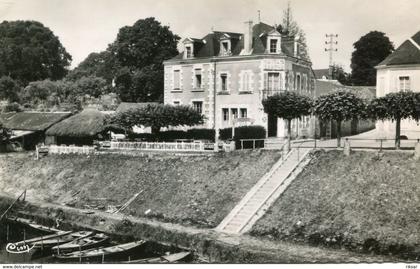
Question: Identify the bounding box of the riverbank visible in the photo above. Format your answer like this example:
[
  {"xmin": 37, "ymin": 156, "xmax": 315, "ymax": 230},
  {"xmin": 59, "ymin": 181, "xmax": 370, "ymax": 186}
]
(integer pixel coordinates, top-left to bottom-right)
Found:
[
  {"xmin": 0, "ymin": 150, "xmax": 281, "ymax": 228},
  {"xmin": 0, "ymin": 195, "xmax": 401, "ymax": 263},
  {"xmin": 250, "ymin": 150, "xmax": 420, "ymax": 259}
]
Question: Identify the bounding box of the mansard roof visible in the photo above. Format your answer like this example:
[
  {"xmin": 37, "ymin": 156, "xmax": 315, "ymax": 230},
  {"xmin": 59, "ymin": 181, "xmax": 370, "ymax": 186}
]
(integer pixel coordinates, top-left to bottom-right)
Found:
[
  {"xmin": 377, "ymin": 31, "xmax": 420, "ymax": 67},
  {"xmin": 168, "ymin": 22, "xmax": 299, "ymax": 61}
]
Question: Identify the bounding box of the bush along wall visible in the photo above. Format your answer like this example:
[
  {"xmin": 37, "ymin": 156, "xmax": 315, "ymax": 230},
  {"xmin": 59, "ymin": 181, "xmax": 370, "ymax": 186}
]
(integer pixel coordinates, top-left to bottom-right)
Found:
[
  {"xmin": 127, "ymin": 128, "xmax": 215, "ymax": 142},
  {"xmin": 219, "ymin": 125, "xmax": 266, "ymax": 149}
]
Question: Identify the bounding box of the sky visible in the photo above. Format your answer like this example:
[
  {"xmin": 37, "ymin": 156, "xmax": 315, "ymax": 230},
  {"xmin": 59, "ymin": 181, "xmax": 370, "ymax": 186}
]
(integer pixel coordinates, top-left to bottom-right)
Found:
[{"xmin": 1, "ymin": 0, "xmax": 419, "ymax": 72}]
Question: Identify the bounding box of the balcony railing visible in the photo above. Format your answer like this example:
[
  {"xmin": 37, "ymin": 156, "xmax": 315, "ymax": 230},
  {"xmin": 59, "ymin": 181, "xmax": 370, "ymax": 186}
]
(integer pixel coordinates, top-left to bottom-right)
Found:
[{"xmin": 261, "ymin": 88, "xmax": 286, "ymax": 99}]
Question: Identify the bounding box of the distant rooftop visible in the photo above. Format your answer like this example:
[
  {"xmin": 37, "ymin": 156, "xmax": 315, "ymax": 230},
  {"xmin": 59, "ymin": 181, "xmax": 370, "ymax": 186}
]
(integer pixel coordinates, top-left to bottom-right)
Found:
[{"xmin": 377, "ymin": 31, "xmax": 420, "ymax": 67}]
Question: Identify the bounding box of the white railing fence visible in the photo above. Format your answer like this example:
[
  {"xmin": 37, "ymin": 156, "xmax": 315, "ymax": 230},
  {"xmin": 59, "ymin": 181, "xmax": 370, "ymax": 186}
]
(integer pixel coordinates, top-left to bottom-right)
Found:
[
  {"xmin": 36, "ymin": 145, "xmax": 94, "ymax": 158},
  {"xmin": 107, "ymin": 141, "xmax": 217, "ymax": 152}
]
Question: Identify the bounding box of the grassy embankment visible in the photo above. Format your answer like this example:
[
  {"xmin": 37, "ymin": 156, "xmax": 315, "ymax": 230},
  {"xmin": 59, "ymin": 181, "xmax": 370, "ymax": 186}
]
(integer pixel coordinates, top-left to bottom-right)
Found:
[
  {"xmin": 0, "ymin": 150, "xmax": 281, "ymax": 228},
  {"xmin": 250, "ymin": 150, "xmax": 420, "ymax": 258}
]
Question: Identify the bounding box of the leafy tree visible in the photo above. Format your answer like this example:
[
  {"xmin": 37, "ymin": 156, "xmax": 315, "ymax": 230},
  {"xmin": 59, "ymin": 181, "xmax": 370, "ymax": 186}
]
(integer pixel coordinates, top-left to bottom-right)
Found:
[
  {"xmin": 110, "ymin": 104, "xmax": 204, "ymax": 134},
  {"xmin": 67, "ymin": 50, "xmax": 118, "ymax": 83},
  {"xmin": 262, "ymin": 91, "xmax": 312, "ymax": 150},
  {"xmin": 0, "ymin": 76, "xmax": 21, "ymax": 102},
  {"xmin": 0, "ymin": 20, "xmax": 72, "ymax": 85},
  {"xmin": 350, "ymin": 31, "xmax": 394, "ymax": 86},
  {"xmin": 368, "ymin": 91, "xmax": 420, "ymax": 148},
  {"xmin": 70, "ymin": 76, "xmax": 109, "ymax": 99},
  {"xmin": 0, "ymin": 122, "xmax": 11, "ymax": 146},
  {"xmin": 281, "ymin": 1, "xmax": 310, "ymax": 61},
  {"xmin": 111, "ymin": 17, "xmax": 180, "ymax": 102},
  {"xmin": 314, "ymin": 90, "xmax": 366, "ymax": 147},
  {"xmin": 331, "ymin": 64, "xmax": 351, "ymax": 85}
]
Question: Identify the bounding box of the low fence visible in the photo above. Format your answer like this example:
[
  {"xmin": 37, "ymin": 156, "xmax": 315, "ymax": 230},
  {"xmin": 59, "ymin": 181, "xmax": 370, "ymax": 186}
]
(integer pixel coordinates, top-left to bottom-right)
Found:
[
  {"xmin": 238, "ymin": 137, "xmax": 420, "ymax": 151},
  {"xmin": 36, "ymin": 145, "xmax": 95, "ymax": 158},
  {"xmin": 292, "ymin": 138, "xmax": 420, "ymax": 150},
  {"xmin": 106, "ymin": 141, "xmax": 218, "ymax": 152}
]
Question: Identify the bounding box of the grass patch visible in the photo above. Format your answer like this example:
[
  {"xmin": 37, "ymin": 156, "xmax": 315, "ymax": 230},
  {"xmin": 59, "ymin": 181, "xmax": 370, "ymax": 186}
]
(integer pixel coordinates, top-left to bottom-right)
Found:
[
  {"xmin": 0, "ymin": 150, "xmax": 281, "ymax": 228},
  {"xmin": 250, "ymin": 150, "xmax": 420, "ymax": 258}
]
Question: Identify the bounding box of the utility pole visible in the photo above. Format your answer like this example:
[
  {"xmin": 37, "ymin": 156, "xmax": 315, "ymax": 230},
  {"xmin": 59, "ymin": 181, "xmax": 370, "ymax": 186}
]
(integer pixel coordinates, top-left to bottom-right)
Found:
[
  {"xmin": 324, "ymin": 34, "xmax": 338, "ymax": 78},
  {"xmin": 257, "ymin": 10, "xmax": 261, "ymax": 23}
]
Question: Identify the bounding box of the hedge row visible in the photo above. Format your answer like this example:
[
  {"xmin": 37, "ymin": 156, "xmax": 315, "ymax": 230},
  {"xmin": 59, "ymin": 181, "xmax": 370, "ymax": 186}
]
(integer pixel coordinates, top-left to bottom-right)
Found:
[
  {"xmin": 128, "ymin": 128, "xmax": 216, "ymax": 142},
  {"xmin": 219, "ymin": 125, "xmax": 266, "ymax": 149},
  {"xmin": 126, "ymin": 126, "xmax": 267, "ymax": 147}
]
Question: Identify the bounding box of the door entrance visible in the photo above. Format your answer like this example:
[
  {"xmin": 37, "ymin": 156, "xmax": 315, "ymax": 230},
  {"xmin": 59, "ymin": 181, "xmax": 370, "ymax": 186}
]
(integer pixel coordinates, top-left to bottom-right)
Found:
[{"xmin": 267, "ymin": 114, "xmax": 278, "ymax": 137}]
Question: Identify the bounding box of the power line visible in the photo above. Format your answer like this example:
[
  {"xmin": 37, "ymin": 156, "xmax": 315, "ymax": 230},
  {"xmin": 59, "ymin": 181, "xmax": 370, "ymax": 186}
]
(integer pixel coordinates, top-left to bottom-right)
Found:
[{"xmin": 324, "ymin": 34, "xmax": 338, "ymax": 77}]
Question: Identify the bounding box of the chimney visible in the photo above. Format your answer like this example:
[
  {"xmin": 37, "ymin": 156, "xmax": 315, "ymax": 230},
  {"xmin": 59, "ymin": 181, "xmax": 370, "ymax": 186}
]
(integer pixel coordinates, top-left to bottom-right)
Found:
[
  {"xmin": 294, "ymin": 35, "xmax": 300, "ymax": 57},
  {"xmin": 243, "ymin": 20, "xmax": 253, "ymax": 55}
]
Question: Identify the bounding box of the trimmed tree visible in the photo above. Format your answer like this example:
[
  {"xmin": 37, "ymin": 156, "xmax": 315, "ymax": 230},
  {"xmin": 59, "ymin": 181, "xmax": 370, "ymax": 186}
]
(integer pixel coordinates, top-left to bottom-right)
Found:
[
  {"xmin": 368, "ymin": 91, "xmax": 420, "ymax": 148},
  {"xmin": 110, "ymin": 104, "xmax": 204, "ymax": 135},
  {"xmin": 262, "ymin": 91, "xmax": 312, "ymax": 150},
  {"xmin": 314, "ymin": 90, "xmax": 366, "ymax": 147}
]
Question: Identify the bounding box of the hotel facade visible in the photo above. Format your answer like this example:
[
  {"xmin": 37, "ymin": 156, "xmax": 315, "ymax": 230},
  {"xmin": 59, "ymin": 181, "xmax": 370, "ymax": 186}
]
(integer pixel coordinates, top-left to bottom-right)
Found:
[{"xmin": 163, "ymin": 21, "xmax": 316, "ymax": 138}]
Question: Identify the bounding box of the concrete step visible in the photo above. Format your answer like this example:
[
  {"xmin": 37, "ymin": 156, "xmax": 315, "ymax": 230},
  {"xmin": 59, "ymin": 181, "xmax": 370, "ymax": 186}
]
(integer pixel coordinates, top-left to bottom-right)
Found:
[{"xmin": 217, "ymin": 148, "xmax": 311, "ymax": 234}]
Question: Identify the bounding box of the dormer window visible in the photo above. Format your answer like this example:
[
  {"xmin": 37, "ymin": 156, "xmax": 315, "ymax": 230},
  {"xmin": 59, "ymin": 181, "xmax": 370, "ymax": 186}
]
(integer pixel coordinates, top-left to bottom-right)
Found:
[
  {"xmin": 219, "ymin": 38, "xmax": 231, "ymax": 56},
  {"xmin": 185, "ymin": 45, "xmax": 193, "ymax": 59},
  {"xmin": 270, "ymin": 39, "xmax": 278, "ymax": 53},
  {"xmin": 266, "ymin": 29, "xmax": 282, "ymax": 54}
]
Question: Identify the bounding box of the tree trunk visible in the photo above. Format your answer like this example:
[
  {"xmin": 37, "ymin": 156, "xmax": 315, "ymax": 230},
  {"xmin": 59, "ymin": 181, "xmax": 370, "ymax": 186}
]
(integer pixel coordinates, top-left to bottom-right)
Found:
[
  {"xmin": 395, "ymin": 118, "xmax": 401, "ymax": 149},
  {"xmin": 337, "ymin": 120, "xmax": 342, "ymax": 148},
  {"xmin": 151, "ymin": 126, "xmax": 160, "ymax": 135},
  {"xmin": 287, "ymin": 119, "xmax": 292, "ymax": 151}
]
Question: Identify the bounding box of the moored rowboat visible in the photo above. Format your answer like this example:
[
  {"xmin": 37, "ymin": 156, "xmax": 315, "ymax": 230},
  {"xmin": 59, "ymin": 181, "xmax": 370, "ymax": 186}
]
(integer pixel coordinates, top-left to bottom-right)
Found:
[
  {"xmin": 33, "ymin": 231, "xmax": 94, "ymax": 249},
  {"xmin": 123, "ymin": 251, "xmax": 191, "ymax": 263},
  {"xmin": 54, "ymin": 240, "xmax": 146, "ymax": 262},
  {"xmin": 7, "ymin": 217, "xmax": 62, "ymax": 233},
  {"xmin": 52, "ymin": 233, "xmax": 110, "ymax": 253}
]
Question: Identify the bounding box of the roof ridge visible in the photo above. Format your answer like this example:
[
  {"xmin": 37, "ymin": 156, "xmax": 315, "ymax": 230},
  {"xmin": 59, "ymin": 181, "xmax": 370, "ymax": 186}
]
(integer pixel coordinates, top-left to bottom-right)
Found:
[{"xmin": 409, "ymin": 37, "xmax": 420, "ymax": 51}]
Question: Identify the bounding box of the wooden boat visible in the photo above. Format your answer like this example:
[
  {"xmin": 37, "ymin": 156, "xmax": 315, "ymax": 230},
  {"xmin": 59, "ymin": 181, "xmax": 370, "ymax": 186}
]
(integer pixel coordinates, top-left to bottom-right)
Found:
[
  {"xmin": 123, "ymin": 251, "xmax": 191, "ymax": 263},
  {"xmin": 33, "ymin": 231, "xmax": 94, "ymax": 249},
  {"xmin": 7, "ymin": 217, "xmax": 62, "ymax": 233},
  {"xmin": 11, "ymin": 231, "xmax": 72, "ymax": 247},
  {"xmin": 54, "ymin": 240, "xmax": 146, "ymax": 262},
  {"xmin": 51, "ymin": 233, "xmax": 110, "ymax": 253}
]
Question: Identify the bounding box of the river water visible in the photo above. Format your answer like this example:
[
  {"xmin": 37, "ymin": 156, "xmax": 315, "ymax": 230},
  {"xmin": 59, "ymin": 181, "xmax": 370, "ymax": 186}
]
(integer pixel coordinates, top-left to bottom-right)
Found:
[{"xmin": 0, "ymin": 220, "xmax": 192, "ymax": 264}]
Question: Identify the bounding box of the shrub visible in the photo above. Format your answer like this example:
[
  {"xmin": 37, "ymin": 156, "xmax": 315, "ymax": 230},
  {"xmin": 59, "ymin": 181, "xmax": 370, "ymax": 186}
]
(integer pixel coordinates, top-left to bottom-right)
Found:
[
  {"xmin": 219, "ymin": 125, "xmax": 266, "ymax": 149},
  {"xmin": 2, "ymin": 102, "xmax": 22, "ymax": 113},
  {"xmin": 127, "ymin": 128, "xmax": 215, "ymax": 142},
  {"xmin": 187, "ymin": 128, "xmax": 215, "ymax": 141}
]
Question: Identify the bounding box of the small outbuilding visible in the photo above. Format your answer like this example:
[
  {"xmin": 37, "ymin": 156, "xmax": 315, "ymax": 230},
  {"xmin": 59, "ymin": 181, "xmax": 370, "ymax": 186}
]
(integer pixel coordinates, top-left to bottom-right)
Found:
[
  {"xmin": 0, "ymin": 112, "xmax": 72, "ymax": 150},
  {"xmin": 45, "ymin": 108, "xmax": 114, "ymax": 145}
]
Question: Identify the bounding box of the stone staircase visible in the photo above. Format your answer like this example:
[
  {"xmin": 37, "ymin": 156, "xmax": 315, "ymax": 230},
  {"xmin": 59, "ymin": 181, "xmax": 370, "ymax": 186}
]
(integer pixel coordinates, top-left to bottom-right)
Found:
[
  {"xmin": 216, "ymin": 148, "xmax": 311, "ymax": 234},
  {"xmin": 264, "ymin": 138, "xmax": 285, "ymax": 150}
]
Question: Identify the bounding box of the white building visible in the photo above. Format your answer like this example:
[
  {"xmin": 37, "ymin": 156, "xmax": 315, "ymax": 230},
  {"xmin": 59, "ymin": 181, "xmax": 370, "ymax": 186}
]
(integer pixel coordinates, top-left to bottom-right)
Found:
[{"xmin": 375, "ymin": 30, "xmax": 420, "ymax": 138}]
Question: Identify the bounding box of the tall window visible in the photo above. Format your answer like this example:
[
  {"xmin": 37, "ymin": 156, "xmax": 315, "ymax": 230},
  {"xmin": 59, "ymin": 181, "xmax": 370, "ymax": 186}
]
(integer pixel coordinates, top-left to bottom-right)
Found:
[
  {"xmin": 241, "ymin": 72, "xmax": 251, "ymax": 92},
  {"xmin": 268, "ymin": 72, "xmax": 280, "ymax": 91},
  {"xmin": 173, "ymin": 70, "xmax": 180, "ymax": 90},
  {"xmin": 192, "ymin": 101, "xmax": 203, "ymax": 114},
  {"xmin": 194, "ymin": 69, "xmax": 202, "ymax": 89},
  {"xmin": 240, "ymin": 108, "xmax": 247, "ymax": 118},
  {"xmin": 186, "ymin": 46, "xmax": 192, "ymax": 58},
  {"xmin": 296, "ymin": 74, "xmax": 301, "ymax": 92},
  {"xmin": 270, "ymin": 39, "xmax": 278, "ymax": 53},
  {"xmin": 399, "ymin": 76, "xmax": 410, "ymax": 91},
  {"xmin": 222, "ymin": 108, "xmax": 229, "ymax": 121},
  {"xmin": 231, "ymin": 108, "xmax": 238, "ymax": 120},
  {"xmin": 221, "ymin": 74, "xmax": 228, "ymax": 91}
]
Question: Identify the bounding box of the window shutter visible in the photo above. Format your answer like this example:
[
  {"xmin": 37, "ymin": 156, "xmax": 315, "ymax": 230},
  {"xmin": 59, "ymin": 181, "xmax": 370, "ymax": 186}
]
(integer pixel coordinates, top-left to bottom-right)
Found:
[{"xmin": 263, "ymin": 72, "xmax": 268, "ymax": 90}]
